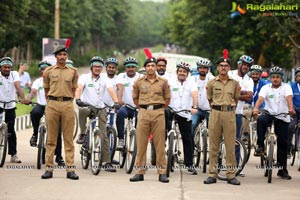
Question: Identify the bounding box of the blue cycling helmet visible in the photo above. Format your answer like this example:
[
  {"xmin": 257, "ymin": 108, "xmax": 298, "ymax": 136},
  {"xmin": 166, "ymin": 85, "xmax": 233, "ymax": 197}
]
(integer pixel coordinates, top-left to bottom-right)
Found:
[
  {"xmin": 105, "ymin": 57, "xmax": 118, "ymax": 67},
  {"xmin": 239, "ymin": 55, "xmax": 254, "ymax": 65}
]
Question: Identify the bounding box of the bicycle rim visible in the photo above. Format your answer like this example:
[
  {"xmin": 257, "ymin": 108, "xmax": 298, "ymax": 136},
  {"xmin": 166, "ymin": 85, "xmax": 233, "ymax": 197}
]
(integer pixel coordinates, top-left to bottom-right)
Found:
[
  {"xmin": 267, "ymin": 137, "xmax": 274, "ymax": 183},
  {"xmin": 202, "ymin": 129, "xmax": 208, "ymax": 173},
  {"xmin": 125, "ymin": 130, "xmax": 137, "ymax": 174},
  {"xmin": 107, "ymin": 126, "xmax": 117, "ymax": 161},
  {"xmin": 37, "ymin": 130, "xmax": 45, "ymax": 170},
  {"xmin": 0, "ymin": 123, "xmax": 8, "ymax": 167},
  {"xmin": 290, "ymin": 133, "xmax": 296, "ymax": 166},
  {"xmin": 91, "ymin": 130, "xmax": 102, "ymax": 175},
  {"xmin": 73, "ymin": 111, "xmax": 79, "ymax": 140},
  {"xmin": 193, "ymin": 129, "xmax": 201, "ymax": 167},
  {"xmin": 167, "ymin": 131, "xmax": 174, "ymax": 177}
]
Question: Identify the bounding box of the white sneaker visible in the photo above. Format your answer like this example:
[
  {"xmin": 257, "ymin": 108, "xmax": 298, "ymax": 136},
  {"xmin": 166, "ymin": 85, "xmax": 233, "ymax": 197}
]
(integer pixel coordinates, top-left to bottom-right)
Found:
[
  {"xmin": 238, "ymin": 169, "xmax": 245, "ymax": 177},
  {"xmin": 11, "ymin": 155, "xmax": 22, "ymax": 163}
]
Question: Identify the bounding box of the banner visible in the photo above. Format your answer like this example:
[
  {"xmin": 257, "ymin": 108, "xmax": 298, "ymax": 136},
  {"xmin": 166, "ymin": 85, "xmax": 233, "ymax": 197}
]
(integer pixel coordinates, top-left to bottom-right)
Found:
[{"xmin": 42, "ymin": 38, "xmax": 67, "ymax": 65}]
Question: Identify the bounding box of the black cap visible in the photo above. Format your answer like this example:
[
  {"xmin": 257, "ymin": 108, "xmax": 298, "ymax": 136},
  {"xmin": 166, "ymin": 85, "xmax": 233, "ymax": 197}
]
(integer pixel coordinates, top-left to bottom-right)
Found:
[
  {"xmin": 52, "ymin": 45, "xmax": 68, "ymax": 55},
  {"xmin": 143, "ymin": 57, "xmax": 157, "ymax": 67},
  {"xmin": 216, "ymin": 57, "xmax": 231, "ymax": 65}
]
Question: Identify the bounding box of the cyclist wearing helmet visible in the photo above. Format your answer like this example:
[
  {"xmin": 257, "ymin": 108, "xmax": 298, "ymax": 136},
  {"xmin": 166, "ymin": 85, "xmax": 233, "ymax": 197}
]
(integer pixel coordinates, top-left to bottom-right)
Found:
[
  {"xmin": 253, "ymin": 66, "xmax": 295, "ymax": 180},
  {"xmin": 156, "ymin": 57, "xmax": 174, "ymax": 80},
  {"xmin": 0, "ymin": 57, "xmax": 28, "ymax": 163},
  {"xmin": 115, "ymin": 57, "xmax": 141, "ymax": 148},
  {"xmin": 287, "ymin": 67, "xmax": 300, "ymax": 158},
  {"xmin": 75, "ymin": 56, "xmax": 118, "ymax": 172},
  {"xmin": 27, "ymin": 61, "xmax": 65, "ymax": 166},
  {"xmin": 166, "ymin": 61, "xmax": 198, "ymax": 175},
  {"xmin": 204, "ymin": 54, "xmax": 241, "ymax": 185},
  {"xmin": 103, "ymin": 57, "xmax": 119, "ymax": 127},
  {"xmin": 191, "ymin": 58, "xmax": 214, "ymax": 142},
  {"xmin": 65, "ymin": 59, "xmax": 74, "ymax": 67}
]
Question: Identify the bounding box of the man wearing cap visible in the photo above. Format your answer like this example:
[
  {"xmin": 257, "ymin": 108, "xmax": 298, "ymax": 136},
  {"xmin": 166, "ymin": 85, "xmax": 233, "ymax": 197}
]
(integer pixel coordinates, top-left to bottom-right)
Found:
[
  {"xmin": 116, "ymin": 57, "xmax": 141, "ymax": 148},
  {"xmin": 75, "ymin": 56, "xmax": 119, "ymax": 172},
  {"xmin": 0, "ymin": 57, "xmax": 28, "ymax": 163},
  {"xmin": 204, "ymin": 55, "xmax": 241, "ymax": 185},
  {"xmin": 41, "ymin": 45, "xmax": 79, "ymax": 180},
  {"xmin": 130, "ymin": 57, "xmax": 170, "ymax": 183}
]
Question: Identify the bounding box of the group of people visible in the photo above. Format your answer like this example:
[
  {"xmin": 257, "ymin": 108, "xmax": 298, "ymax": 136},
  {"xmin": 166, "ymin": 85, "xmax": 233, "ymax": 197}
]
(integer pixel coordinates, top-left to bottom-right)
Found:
[{"xmin": 0, "ymin": 45, "xmax": 298, "ymax": 185}]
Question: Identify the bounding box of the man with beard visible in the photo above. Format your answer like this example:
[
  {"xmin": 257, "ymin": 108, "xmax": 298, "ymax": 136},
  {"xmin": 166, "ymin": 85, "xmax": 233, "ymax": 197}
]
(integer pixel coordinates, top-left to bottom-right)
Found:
[
  {"xmin": 166, "ymin": 62, "xmax": 198, "ymax": 175},
  {"xmin": 116, "ymin": 57, "xmax": 141, "ymax": 148},
  {"xmin": 0, "ymin": 57, "xmax": 27, "ymax": 163},
  {"xmin": 204, "ymin": 52, "xmax": 241, "ymax": 185},
  {"xmin": 41, "ymin": 44, "xmax": 79, "ymax": 180},
  {"xmin": 156, "ymin": 57, "xmax": 174, "ymax": 80},
  {"xmin": 191, "ymin": 58, "xmax": 214, "ymax": 141},
  {"xmin": 253, "ymin": 66, "xmax": 295, "ymax": 180}
]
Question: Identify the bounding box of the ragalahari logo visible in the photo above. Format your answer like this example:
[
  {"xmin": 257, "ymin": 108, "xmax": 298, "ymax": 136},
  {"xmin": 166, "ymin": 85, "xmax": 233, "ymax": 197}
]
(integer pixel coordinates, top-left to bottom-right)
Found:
[{"xmin": 230, "ymin": 2, "xmax": 246, "ymax": 18}]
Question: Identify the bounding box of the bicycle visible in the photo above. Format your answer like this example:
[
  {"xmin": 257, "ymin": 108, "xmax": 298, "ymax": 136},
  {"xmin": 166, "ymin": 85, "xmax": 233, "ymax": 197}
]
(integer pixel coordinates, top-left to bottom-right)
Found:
[
  {"xmin": 217, "ymin": 137, "xmax": 247, "ymax": 180},
  {"xmin": 166, "ymin": 108, "xmax": 190, "ymax": 177},
  {"xmin": 290, "ymin": 118, "xmax": 300, "ymax": 171},
  {"xmin": 193, "ymin": 110, "xmax": 210, "ymax": 173},
  {"xmin": 105, "ymin": 104, "xmax": 117, "ymax": 162},
  {"xmin": 117, "ymin": 104, "xmax": 137, "ymax": 174},
  {"xmin": 73, "ymin": 110, "xmax": 79, "ymax": 140},
  {"xmin": 0, "ymin": 100, "xmax": 16, "ymax": 167},
  {"xmin": 36, "ymin": 112, "xmax": 47, "ymax": 170},
  {"xmin": 258, "ymin": 111, "xmax": 289, "ymax": 183},
  {"xmin": 78, "ymin": 103, "xmax": 104, "ymax": 175}
]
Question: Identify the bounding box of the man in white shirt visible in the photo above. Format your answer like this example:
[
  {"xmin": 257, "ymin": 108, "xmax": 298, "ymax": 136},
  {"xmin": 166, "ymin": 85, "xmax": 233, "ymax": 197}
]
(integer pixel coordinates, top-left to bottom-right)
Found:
[
  {"xmin": 27, "ymin": 61, "xmax": 65, "ymax": 166},
  {"xmin": 191, "ymin": 58, "xmax": 214, "ymax": 140},
  {"xmin": 75, "ymin": 56, "xmax": 119, "ymax": 172},
  {"xmin": 253, "ymin": 66, "xmax": 295, "ymax": 180},
  {"xmin": 167, "ymin": 62, "xmax": 198, "ymax": 175},
  {"xmin": 0, "ymin": 57, "xmax": 27, "ymax": 163},
  {"xmin": 156, "ymin": 57, "xmax": 174, "ymax": 80},
  {"xmin": 116, "ymin": 57, "xmax": 141, "ymax": 148}
]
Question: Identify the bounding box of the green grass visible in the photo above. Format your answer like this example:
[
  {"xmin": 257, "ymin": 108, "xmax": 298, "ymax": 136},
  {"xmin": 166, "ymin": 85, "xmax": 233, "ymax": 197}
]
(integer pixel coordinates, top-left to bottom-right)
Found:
[{"xmin": 16, "ymin": 89, "xmax": 36, "ymax": 117}]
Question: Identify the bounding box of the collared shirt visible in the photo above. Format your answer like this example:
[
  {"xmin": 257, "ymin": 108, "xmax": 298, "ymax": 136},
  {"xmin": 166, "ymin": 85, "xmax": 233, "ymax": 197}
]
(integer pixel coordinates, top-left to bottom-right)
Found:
[
  {"xmin": 206, "ymin": 76, "xmax": 240, "ymax": 107},
  {"xmin": 133, "ymin": 75, "xmax": 170, "ymax": 105},
  {"xmin": 116, "ymin": 72, "xmax": 141, "ymax": 107},
  {"xmin": 43, "ymin": 65, "xmax": 78, "ymax": 98},
  {"xmin": 78, "ymin": 72, "xmax": 112, "ymax": 108},
  {"xmin": 228, "ymin": 70, "xmax": 254, "ymax": 114},
  {"xmin": 31, "ymin": 77, "xmax": 46, "ymax": 106},
  {"xmin": 169, "ymin": 77, "xmax": 197, "ymax": 120},
  {"xmin": 0, "ymin": 71, "xmax": 20, "ymax": 109},
  {"xmin": 259, "ymin": 83, "xmax": 292, "ymax": 123}
]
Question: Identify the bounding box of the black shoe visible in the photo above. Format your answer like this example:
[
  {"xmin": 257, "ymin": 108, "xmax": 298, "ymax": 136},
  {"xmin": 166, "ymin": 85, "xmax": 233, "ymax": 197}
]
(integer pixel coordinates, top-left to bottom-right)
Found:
[
  {"xmin": 76, "ymin": 134, "xmax": 86, "ymax": 144},
  {"xmin": 67, "ymin": 172, "xmax": 79, "ymax": 180},
  {"xmin": 277, "ymin": 169, "xmax": 292, "ymax": 180},
  {"xmin": 254, "ymin": 147, "xmax": 263, "ymax": 157},
  {"xmin": 103, "ymin": 163, "xmax": 117, "ymax": 172},
  {"xmin": 41, "ymin": 171, "xmax": 53, "ymax": 179},
  {"xmin": 55, "ymin": 156, "xmax": 65, "ymax": 166},
  {"xmin": 203, "ymin": 177, "xmax": 217, "ymax": 184},
  {"xmin": 30, "ymin": 135, "xmax": 37, "ymax": 147},
  {"xmin": 187, "ymin": 166, "xmax": 197, "ymax": 175},
  {"xmin": 159, "ymin": 174, "xmax": 169, "ymax": 183},
  {"xmin": 130, "ymin": 174, "xmax": 144, "ymax": 182},
  {"xmin": 227, "ymin": 178, "xmax": 241, "ymax": 185}
]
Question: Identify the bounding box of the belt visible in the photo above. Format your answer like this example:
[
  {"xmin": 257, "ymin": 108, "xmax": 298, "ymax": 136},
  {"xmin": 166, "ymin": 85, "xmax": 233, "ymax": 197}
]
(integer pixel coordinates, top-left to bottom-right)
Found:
[
  {"xmin": 212, "ymin": 105, "xmax": 235, "ymax": 112},
  {"xmin": 140, "ymin": 104, "xmax": 163, "ymax": 110},
  {"xmin": 48, "ymin": 96, "xmax": 73, "ymax": 101}
]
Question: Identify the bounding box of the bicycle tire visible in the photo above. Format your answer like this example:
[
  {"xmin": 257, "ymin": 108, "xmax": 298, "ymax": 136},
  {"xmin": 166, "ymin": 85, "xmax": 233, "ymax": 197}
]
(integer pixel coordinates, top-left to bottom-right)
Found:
[
  {"xmin": 0, "ymin": 123, "xmax": 8, "ymax": 167},
  {"xmin": 151, "ymin": 141, "xmax": 156, "ymax": 165},
  {"xmin": 243, "ymin": 132, "xmax": 251, "ymax": 163},
  {"xmin": 267, "ymin": 137, "xmax": 274, "ymax": 183},
  {"xmin": 107, "ymin": 126, "xmax": 117, "ymax": 161},
  {"xmin": 91, "ymin": 129, "xmax": 103, "ymax": 175},
  {"xmin": 290, "ymin": 132, "xmax": 296, "ymax": 166},
  {"xmin": 37, "ymin": 124, "xmax": 46, "ymax": 169},
  {"xmin": 166, "ymin": 131, "xmax": 174, "ymax": 177},
  {"xmin": 125, "ymin": 129, "xmax": 137, "ymax": 174},
  {"xmin": 81, "ymin": 134, "xmax": 90, "ymax": 169},
  {"xmin": 202, "ymin": 129, "xmax": 208, "ymax": 173},
  {"xmin": 217, "ymin": 138, "xmax": 247, "ymax": 180},
  {"xmin": 193, "ymin": 128, "xmax": 201, "ymax": 167},
  {"xmin": 119, "ymin": 130, "xmax": 127, "ymax": 169},
  {"xmin": 297, "ymin": 134, "xmax": 300, "ymax": 171},
  {"xmin": 73, "ymin": 111, "xmax": 79, "ymax": 140}
]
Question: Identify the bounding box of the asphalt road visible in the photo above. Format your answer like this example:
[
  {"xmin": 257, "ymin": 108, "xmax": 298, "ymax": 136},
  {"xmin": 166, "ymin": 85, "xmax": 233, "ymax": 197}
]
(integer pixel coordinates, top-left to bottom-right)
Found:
[{"xmin": 1, "ymin": 127, "xmax": 300, "ymax": 200}]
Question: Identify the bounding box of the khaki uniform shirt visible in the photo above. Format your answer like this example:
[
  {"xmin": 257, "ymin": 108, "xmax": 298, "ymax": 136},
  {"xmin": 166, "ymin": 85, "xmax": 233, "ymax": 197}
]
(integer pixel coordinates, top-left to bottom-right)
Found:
[
  {"xmin": 133, "ymin": 75, "xmax": 170, "ymax": 105},
  {"xmin": 206, "ymin": 76, "xmax": 240, "ymax": 106},
  {"xmin": 43, "ymin": 65, "xmax": 78, "ymax": 98}
]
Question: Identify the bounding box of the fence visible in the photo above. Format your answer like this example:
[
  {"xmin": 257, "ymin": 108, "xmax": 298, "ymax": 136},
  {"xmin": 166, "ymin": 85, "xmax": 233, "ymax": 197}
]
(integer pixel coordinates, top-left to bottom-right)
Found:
[{"xmin": 15, "ymin": 115, "xmax": 32, "ymax": 132}]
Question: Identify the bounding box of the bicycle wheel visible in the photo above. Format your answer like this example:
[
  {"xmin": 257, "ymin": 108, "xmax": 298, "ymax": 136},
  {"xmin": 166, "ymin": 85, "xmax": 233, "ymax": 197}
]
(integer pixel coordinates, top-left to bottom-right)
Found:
[
  {"xmin": 81, "ymin": 134, "xmax": 90, "ymax": 169},
  {"xmin": 290, "ymin": 132, "xmax": 296, "ymax": 166},
  {"xmin": 125, "ymin": 129, "xmax": 137, "ymax": 174},
  {"xmin": 267, "ymin": 137, "xmax": 274, "ymax": 183},
  {"xmin": 217, "ymin": 138, "xmax": 247, "ymax": 180},
  {"xmin": 73, "ymin": 111, "xmax": 79, "ymax": 140},
  {"xmin": 202, "ymin": 129, "xmax": 208, "ymax": 173},
  {"xmin": 166, "ymin": 131, "xmax": 174, "ymax": 177},
  {"xmin": 0, "ymin": 123, "xmax": 8, "ymax": 167},
  {"xmin": 151, "ymin": 141, "xmax": 156, "ymax": 165},
  {"xmin": 193, "ymin": 127, "xmax": 201, "ymax": 167},
  {"xmin": 37, "ymin": 124, "xmax": 46, "ymax": 169},
  {"xmin": 297, "ymin": 134, "xmax": 300, "ymax": 171},
  {"xmin": 119, "ymin": 130, "xmax": 127, "ymax": 169},
  {"xmin": 91, "ymin": 129, "xmax": 103, "ymax": 175},
  {"xmin": 242, "ymin": 132, "xmax": 251, "ymax": 163},
  {"xmin": 107, "ymin": 126, "xmax": 117, "ymax": 161}
]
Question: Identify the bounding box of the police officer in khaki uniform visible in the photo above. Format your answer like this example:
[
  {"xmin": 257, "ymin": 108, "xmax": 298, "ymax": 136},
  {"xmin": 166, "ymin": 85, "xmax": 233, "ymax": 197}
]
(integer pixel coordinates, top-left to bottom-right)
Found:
[
  {"xmin": 41, "ymin": 44, "xmax": 79, "ymax": 180},
  {"xmin": 204, "ymin": 53, "xmax": 241, "ymax": 185},
  {"xmin": 130, "ymin": 57, "xmax": 171, "ymax": 183}
]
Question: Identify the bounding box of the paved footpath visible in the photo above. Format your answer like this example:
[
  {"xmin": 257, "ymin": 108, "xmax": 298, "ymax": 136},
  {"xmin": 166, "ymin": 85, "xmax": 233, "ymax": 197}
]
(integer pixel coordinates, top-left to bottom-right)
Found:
[{"xmin": 1, "ymin": 127, "xmax": 300, "ymax": 200}]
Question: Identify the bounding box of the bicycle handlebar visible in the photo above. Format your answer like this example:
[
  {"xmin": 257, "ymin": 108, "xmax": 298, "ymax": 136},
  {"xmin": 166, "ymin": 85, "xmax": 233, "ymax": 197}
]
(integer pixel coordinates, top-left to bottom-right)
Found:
[{"xmin": 167, "ymin": 106, "xmax": 191, "ymax": 114}]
